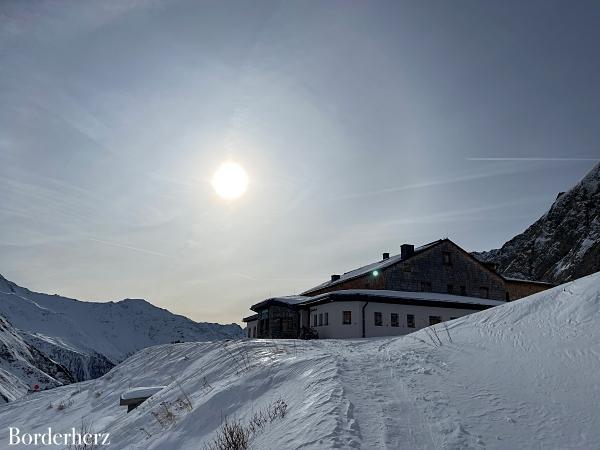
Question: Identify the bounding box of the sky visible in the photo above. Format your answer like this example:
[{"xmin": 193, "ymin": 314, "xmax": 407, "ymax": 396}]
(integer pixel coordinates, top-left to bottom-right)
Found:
[{"xmin": 1, "ymin": 0, "xmax": 599, "ymax": 325}]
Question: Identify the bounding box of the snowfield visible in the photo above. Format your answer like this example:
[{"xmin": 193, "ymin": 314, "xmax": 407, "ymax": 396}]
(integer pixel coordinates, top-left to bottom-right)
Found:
[{"xmin": 1, "ymin": 272, "xmax": 599, "ymax": 449}]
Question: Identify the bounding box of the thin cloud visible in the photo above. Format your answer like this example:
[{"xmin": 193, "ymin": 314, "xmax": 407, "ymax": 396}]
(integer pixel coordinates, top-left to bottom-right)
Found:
[
  {"xmin": 331, "ymin": 164, "xmax": 533, "ymax": 201},
  {"xmin": 327, "ymin": 195, "xmax": 549, "ymax": 247},
  {"xmin": 88, "ymin": 237, "xmax": 171, "ymax": 258},
  {"xmin": 467, "ymin": 157, "xmax": 600, "ymax": 161},
  {"xmin": 376, "ymin": 196, "xmax": 548, "ymax": 227},
  {"xmin": 231, "ymin": 272, "xmax": 258, "ymax": 281}
]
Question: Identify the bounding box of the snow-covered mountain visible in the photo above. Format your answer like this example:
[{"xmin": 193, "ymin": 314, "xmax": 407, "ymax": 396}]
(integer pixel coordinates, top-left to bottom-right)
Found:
[
  {"xmin": 1, "ymin": 273, "xmax": 599, "ymax": 448},
  {"xmin": 0, "ymin": 274, "xmax": 242, "ymax": 401},
  {"xmin": 0, "ymin": 315, "xmax": 74, "ymax": 403},
  {"xmin": 475, "ymin": 162, "xmax": 599, "ymax": 283}
]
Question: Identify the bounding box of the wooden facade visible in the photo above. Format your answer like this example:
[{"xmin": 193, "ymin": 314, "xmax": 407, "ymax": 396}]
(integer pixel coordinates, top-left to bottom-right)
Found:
[
  {"xmin": 304, "ymin": 240, "xmax": 508, "ymax": 301},
  {"xmin": 505, "ymin": 278, "xmax": 554, "ymax": 301}
]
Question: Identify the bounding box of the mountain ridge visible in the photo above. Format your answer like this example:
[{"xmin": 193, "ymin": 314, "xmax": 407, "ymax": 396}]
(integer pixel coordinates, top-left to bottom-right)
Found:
[
  {"xmin": 475, "ymin": 163, "xmax": 600, "ymax": 284},
  {"xmin": 0, "ymin": 274, "xmax": 243, "ymax": 402}
]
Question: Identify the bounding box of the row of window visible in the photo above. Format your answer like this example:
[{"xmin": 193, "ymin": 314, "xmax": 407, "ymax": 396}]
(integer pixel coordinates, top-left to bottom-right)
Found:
[
  {"xmin": 374, "ymin": 312, "xmax": 456, "ymax": 327},
  {"xmin": 403, "ymin": 250, "xmax": 453, "ymax": 267},
  {"xmin": 418, "ymin": 281, "xmax": 490, "ymax": 299},
  {"xmin": 313, "ymin": 311, "xmax": 457, "ymax": 328},
  {"xmin": 374, "ymin": 312, "xmax": 415, "ymax": 327}
]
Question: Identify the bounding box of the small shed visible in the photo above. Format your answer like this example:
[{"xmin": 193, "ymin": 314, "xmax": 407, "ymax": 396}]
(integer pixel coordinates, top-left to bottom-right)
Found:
[{"xmin": 120, "ymin": 386, "xmax": 165, "ymax": 412}]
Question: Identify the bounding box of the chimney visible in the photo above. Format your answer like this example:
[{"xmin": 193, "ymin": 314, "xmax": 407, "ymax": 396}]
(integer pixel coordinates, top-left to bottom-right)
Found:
[
  {"xmin": 331, "ymin": 274, "xmax": 341, "ymax": 282},
  {"xmin": 400, "ymin": 244, "xmax": 414, "ymax": 260},
  {"xmin": 382, "ymin": 252, "xmax": 390, "ymax": 260}
]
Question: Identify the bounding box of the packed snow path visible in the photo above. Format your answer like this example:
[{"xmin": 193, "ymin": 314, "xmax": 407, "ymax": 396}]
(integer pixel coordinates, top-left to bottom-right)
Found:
[
  {"xmin": 316, "ymin": 339, "xmax": 437, "ymax": 449},
  {"xmin": 1, "ymin": 273, "xmax": 600, "ymax": 449}
]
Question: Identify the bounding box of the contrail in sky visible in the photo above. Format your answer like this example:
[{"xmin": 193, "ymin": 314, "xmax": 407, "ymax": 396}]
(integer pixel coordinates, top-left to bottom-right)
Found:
[
  {"xmin": 88, "ymin": 238, "xmax": 171, "ymax": 258},
  {"xmin": 331, "ymin": 163, "xmax": 528, "ymax": 201}
]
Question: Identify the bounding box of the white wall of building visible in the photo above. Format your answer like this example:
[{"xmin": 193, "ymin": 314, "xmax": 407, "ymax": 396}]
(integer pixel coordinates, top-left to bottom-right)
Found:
[
  {"xmin": 309, "ymin": 301, "xmax": 364, "ymax": 339},
  {"xmin": 245, "ymin": 319, "xmax": 258, "ymax": 338},
  {"xmin": 309, "ymin": 301, "xmax": 482, "ymax": 338}
]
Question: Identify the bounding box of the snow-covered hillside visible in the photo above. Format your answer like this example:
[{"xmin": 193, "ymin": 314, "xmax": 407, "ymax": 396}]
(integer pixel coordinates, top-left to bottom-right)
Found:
[
  {"xmin": 0, "ymin": 274, "xmax": 242, "ymax": 401},
  {"xmin": 0, "ymin": 316, "xmax": 73, "ymax": 403},
  {"xmin": 1, "ymin": 272, "xmax": 599, "ymax": 449},
  {"xmin": 475, "ymin": 162, "xmax": 599, "ymax": 283}
]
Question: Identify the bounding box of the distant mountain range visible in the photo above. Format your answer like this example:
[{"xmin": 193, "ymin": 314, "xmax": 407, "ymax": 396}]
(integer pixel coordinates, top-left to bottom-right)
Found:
[
  {"xmin": 475, "ymin": 163, "xmax": 599, "ymax": 284},
  {"xmin": 0, "ymin": 274, "xmax": 242, "ymax": 402}
]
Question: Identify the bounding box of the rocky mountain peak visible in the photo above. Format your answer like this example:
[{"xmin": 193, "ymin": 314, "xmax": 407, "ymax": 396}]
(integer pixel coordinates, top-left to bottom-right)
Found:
[{"xmin": 475, "ymin": 163, "xmax": 599, "ymax": 284}]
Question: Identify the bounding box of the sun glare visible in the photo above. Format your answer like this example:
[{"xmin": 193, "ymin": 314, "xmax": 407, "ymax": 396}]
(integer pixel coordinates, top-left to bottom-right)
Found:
[{"xmin": 211, "ymin": 161, "xmax": 249, "ymax": 200}]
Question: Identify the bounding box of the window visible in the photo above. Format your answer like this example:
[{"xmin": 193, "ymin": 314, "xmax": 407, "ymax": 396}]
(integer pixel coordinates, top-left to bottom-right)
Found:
[
  {"xmin": 259, "ymin": 309, "xmax": 269, "ymax": 334},
  {"xmin": 313, "ymin": 314, "xmax": 317, "ymax": 327},
  {"xmin": 429, "ymin": 316, "xmax": 442, "ymax": 325},
  {"xmin": 460, "ymin": 285, "xmax": 467, "ymax": 295},
  {"xmin": 343, "ymin": 311, "xmax": 352, "ymax": 325},
  {"xmin": 374, "ymin": 312, "xmax": 383, "ymax": 326},
  {"xmin": 324, "ymin": 312, "xmax": 329, "ymax": 326},
  {"xmin": 442, "ymin": 251, "xmax": 452, "ymax": 266},
  {"xmin": 447, "ymin": 284, "xmax": 454, "ymax": 294},
  {"xmin": 420, "ymin": 281, "xmax": 432, "ymax": 292},
  {"xmin": 407, "ymin": 314, "xmax": 415, "ymax": 328},
  {"xmin": 281, "ymin": 318, "xmax": 293, "ymax": 332},
  {"xmin": 318, "ymin": 313, "xmax": 323, "ymax": 326},
  {"xmin": 391, "ymin": 313, "xmax": 399, "ymax": 327},
  {"xmin": 479, "ymin": 287, "xmax": 489, "ymax": 299},
  {"xmin": 252, "ymin": 327, "xmax": 256, "ymax": 338}
]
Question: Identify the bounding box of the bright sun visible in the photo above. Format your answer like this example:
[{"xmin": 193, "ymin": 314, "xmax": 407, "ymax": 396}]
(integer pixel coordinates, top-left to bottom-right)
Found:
[{"xmin": 211, "ymin": 161, "xmax": 249, "ymax": 200}]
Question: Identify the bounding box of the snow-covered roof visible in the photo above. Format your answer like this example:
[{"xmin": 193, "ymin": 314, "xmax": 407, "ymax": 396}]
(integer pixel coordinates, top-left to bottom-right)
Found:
[
  {"xmin": 250, "ymin": 295, "xmax": 311, "ymax": 311},
  {"xmin": 120, "ymin": 386, "xmax": 165, "ymax": 400},
  {"xmin": 305, "ymin": 289, "xmax": 504, "ymax": 308},
  {"xmin": 242, "ymin": 314, "xmax": 258, "ymax": 322},
  {"xmin": 251, "ymin": 288, "xmax": 504, "ymax": 311},
  {"xmin": 302, "ymin": 240, "xmax": 442, "ymax": 294}
]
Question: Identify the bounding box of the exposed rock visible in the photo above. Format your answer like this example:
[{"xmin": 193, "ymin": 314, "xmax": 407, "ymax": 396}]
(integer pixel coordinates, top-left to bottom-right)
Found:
[{"xmin": 475, "ymin": 163, "xmax": 600, "ymax": 283}]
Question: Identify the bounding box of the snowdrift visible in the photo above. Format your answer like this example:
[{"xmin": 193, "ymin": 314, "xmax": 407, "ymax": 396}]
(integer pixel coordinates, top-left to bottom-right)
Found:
[{"xmin": 0, "ymin": 272, "xmax": 599, "ymax": 449}]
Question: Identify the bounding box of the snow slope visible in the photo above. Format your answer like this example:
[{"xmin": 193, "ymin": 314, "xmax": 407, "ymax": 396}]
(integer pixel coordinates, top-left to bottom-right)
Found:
[
  {"xmin": 1, "ymin": 273, "xmax": 599, "ymax": 448},
  {"xmin": 475, "ymin": 162, "xmax": 599, "ymax": 283},
  {"xmin": 0, "ymin": 275, "xmax": 242, "ymax": 365},
  {"xmin": 0, "ymin": 274, "xmax": 242, "ymax": 401},
  {"xmin": 0, "ymin": 316, "xmax": 73, "ymax": 403}
]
